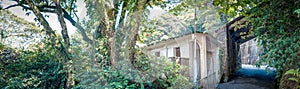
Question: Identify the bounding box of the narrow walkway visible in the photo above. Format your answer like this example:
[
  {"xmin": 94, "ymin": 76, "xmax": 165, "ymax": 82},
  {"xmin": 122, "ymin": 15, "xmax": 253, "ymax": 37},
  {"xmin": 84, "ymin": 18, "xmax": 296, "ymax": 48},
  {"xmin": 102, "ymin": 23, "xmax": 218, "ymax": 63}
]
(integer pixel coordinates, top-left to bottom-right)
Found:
[{"xmin": 217, "ymin": 65, "xmax": 276, "ymax": 89}]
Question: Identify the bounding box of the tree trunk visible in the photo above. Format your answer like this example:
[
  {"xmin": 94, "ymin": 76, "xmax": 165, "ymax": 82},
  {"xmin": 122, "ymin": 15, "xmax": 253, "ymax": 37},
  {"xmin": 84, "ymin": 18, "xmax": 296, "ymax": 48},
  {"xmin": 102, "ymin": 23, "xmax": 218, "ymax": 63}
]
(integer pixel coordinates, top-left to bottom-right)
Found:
[
  {"xmin": 97, "ymin": 16, "xmax": 116, "ymax": 67},
  {"xmin": 54, "ymin": 0, "xmax": 70, "ymax": 51},
  {"xmin": 108, "ymin": 37, "xmax": 116, "ymax": 67},
  {"xmin": 24, "ymin": 0, "xmax": 56, "ymax": 40},
  {"xmin": 52, "ymin": 1, "xmax": 70, "ymax": 58},
  {"xmin": 53, "ymin": 0, "xmax": 73, "ymax": 88},
  {"xmin": 25, "ymin": 0, "xmax": 72, "ymax": 88},
  {"xmin": 128, "ymin": 0, "xmax": 146, "ymax": 68},
  {"xmin": 128, "ymin": 11, "xmax": 141, "ymax": 66}
]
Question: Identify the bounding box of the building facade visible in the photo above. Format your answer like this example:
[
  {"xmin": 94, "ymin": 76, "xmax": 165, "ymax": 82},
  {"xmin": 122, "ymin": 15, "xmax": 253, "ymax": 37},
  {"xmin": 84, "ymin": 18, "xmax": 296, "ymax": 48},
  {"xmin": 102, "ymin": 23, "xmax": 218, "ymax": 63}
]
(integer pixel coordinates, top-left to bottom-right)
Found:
[{"xmin": 144, "ymin": 32, "xmax": 222, "ymax": 88}]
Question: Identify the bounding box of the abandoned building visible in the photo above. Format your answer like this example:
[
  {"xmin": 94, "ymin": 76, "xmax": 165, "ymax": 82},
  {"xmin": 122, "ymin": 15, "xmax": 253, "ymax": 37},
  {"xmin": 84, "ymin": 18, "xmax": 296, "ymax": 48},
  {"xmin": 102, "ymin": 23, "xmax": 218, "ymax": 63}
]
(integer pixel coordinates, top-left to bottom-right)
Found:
[{"xmin": 144, "ymin": 32, "xmax": 222, "ymax": 88}]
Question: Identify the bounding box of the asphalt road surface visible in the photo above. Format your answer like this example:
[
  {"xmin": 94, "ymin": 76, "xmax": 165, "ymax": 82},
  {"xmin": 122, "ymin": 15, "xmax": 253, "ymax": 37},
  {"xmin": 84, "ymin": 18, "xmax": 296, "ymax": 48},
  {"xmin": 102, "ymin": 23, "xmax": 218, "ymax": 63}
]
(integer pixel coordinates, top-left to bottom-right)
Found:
[{"xmin": 217, "ymin": 65, "xmax": 276, "ymax": 89}]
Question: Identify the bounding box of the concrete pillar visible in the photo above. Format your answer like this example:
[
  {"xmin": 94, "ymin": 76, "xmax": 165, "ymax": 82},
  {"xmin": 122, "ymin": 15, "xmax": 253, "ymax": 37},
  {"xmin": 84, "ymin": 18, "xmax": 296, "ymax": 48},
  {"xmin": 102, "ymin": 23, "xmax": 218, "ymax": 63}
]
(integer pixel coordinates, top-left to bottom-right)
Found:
[{"xmin": 199, "ymin": 34, "xmax": 207, "ymax": 79}]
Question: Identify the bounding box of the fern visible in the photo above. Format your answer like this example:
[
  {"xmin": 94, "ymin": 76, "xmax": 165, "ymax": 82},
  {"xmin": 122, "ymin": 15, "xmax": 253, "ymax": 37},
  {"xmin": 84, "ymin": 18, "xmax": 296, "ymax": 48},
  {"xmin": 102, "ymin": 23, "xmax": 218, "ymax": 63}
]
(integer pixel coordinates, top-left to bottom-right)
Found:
[{"xmin": 284, "ymin": 69, "xmax": 300, "ymax": 83}]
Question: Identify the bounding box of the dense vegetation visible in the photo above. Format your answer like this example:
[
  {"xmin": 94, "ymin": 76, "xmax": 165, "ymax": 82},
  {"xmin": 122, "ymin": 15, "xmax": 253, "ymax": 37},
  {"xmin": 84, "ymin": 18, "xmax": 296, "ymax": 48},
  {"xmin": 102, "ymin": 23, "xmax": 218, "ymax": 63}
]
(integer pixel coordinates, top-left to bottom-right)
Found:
[
  {"xmin": 1, "ymin": 0, "xmax": 192, "ymax": 88},
  {"xmin": 214, "ymin": 0, "xmax": 300, "ymax": 88},
  {"xmin": 1, "ymin": 0, "xmax": 299, "ymax": 88}
]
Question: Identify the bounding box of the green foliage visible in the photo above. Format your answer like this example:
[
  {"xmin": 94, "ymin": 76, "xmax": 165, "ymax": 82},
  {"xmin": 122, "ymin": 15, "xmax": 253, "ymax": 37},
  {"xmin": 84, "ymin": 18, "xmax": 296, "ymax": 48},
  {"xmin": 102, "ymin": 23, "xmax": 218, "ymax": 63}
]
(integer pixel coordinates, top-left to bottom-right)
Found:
[
  {"xmin": 282, "ymin": 69, "xmax": 300, "ymax": 89},
  {"xmin": 214, "ymin": 0, "xmax": 300, "ymax": 65},
  {"xmin": 168, "ymin": 2, "xmax": 189, "ymax": 16},
  {"xmin": 0, "ymin": 10, "xmax": 44, "ymax": 49},
  {"xmin": 0, "ymin": 43, "xmax": 66, "ymax": 88},
  {"xmin": 141, "ymin": 9, "xmax": 217, "ymax": 45},
  {"xmin": 214, "ymin": 0, "xmax": 300, "ymax": 88},
  {"xmin": 294, "ymin": 9, "xmax": 300, "ymax": 17},
  {"xmin": 2, "ymin": 0, "xmax": 194, "ymax": 88},
  {"xmin": 284, "ymin": 69, "xmax": 300, "ymax": 83},
  {"xmin": 165, "ymin": 0, "xmax": 224, "ymax": 37},
  {"xmin": 70, "ymin": 27, "xmax": 192, "ymax": 88},
  {"xmin": 0, "ymin": 10, "xmax": 68, "ymax": 88},
  {"xmin": 73, "ymin": 47, "xmax": 192, "ymax": 88}
]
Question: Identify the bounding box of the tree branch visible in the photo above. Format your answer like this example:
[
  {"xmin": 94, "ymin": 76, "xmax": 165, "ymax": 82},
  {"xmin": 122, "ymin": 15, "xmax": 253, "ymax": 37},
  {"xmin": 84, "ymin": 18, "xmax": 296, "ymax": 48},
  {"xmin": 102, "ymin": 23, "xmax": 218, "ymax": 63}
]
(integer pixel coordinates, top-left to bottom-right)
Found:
[
  {"xmin": 4, "ymin": 4, "xmax": 20, "ymax": 9},
  {"xmin": 62, "ymin": 10, "xmax": 93, "ymax": 44},
  {"xmin": 4, "ymin": 2, "xmax": 57, "ymax": 13},
  {"xmin": 54, "ymin": 0, "xmax": 70, "ymax": 49},
  {"xmin": 23, "ymin": 0, "xmax": 55, "ymax": 39},
  {"xmin": 6, "ymin": 0, "xmax": 93, "ymax": 44},
  {"xmin": 23, "ymin": 0, "xmax": 71, "ymax": 59}
]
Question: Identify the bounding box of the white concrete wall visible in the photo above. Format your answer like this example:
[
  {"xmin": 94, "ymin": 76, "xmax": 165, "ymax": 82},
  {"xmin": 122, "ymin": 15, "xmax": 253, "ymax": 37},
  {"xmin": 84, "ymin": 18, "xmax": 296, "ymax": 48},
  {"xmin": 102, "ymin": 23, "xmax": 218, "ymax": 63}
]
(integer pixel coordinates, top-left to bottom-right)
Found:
[
  {"xmin": 150, "ymin": 41, "xmax": 190, "ymax": 58},
  {"xmin": 181, "ymin": 43, "xmax": 190, "ymax": 58},
  {"xmin": 196, "ymin": 33, "xmax": 207, "ymax": 79},
  {"xmin": 146, "ymin": 33, "xmax": 221, "ymax": 84},
  {"xmin": 167, "ymin": 48, "xmax": 173, "ymax": 57},
  {"xmin": 160, "ymin": 48, "xmax": 167, "ymax": 57}
]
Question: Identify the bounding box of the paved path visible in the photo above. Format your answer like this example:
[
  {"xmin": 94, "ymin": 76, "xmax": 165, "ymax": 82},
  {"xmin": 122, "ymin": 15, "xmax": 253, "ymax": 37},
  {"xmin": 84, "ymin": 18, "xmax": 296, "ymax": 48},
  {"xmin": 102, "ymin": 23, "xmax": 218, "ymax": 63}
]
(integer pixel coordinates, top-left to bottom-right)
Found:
[{"xmin": 217, "ymin": 65, "xmax": 276, "ymax": 89}]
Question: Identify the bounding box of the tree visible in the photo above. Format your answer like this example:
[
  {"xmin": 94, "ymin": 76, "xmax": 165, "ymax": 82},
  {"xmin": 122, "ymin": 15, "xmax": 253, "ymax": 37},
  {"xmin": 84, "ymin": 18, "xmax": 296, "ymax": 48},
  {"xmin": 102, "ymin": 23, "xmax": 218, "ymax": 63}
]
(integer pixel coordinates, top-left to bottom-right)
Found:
[
  {"xmin": 72, "ymin": 0, "xmax": 193, "ymax": 88},
  {"xmin": 4, "ymin": 0, "xmax": 77, "ymax": 88},
  {"xmin": 0, "ymin": 10, "xmax": 66, "ymax": 89},
  {"xmin": 83, "ymin": 0, "xmax": 167, "ymax": 67},
  {"xmin": 168, "ymin": 0, "xmax": 224, "ymax": 35},
  {"xmin": 2, "ymin": 0, "xmax": 193, "ymax": 88},
  {"xmin": 214, "ymin": 0, "xmax": 300, "ymax": 88},
  {"xmin": 141, "ymin": 10, "xmax": 207, "ymax": 45},
  {"xmin": 4, "ymin": 0, "xmax": 164, "ymax": 87},
  {"xmin": 0, "ymin": 10, "xmax": 44, "ymax": 49},
  {"xmin": 5, "ymin": 0, "xmax": 93, "ymax": 44}
]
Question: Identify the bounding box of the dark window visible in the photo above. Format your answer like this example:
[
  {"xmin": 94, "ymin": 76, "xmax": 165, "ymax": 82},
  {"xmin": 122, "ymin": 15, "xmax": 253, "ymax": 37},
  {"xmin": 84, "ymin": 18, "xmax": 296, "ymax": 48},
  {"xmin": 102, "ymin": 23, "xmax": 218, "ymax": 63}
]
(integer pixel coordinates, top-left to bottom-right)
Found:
[
  {"xmin": 175, "ymin": 47, "xmax": 180, "ymax": 57},
  {"xmin": 155, "ymin": 51, "xmax": 160, "ymax": 57}
]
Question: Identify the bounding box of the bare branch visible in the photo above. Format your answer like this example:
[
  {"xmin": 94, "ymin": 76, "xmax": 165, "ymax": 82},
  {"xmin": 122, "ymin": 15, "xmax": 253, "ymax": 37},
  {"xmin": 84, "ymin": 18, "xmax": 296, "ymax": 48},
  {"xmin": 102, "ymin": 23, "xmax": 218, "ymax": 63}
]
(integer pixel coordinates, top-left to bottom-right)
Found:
[
  {"xmin": 4, "ymin": 4, "xmax": 19, "ymax": 9},
  {"xmin": 6, "ymin": 0, "xmax": 93, "ymax": 44}
]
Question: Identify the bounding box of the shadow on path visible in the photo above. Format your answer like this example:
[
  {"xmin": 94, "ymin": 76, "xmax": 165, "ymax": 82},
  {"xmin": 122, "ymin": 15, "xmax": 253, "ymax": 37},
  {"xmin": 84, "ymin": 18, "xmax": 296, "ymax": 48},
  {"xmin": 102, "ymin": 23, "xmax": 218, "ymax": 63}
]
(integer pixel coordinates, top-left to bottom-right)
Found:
[{"xmin": 217, "ymin": 65, "xmax": 276, "ymax": 89}]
